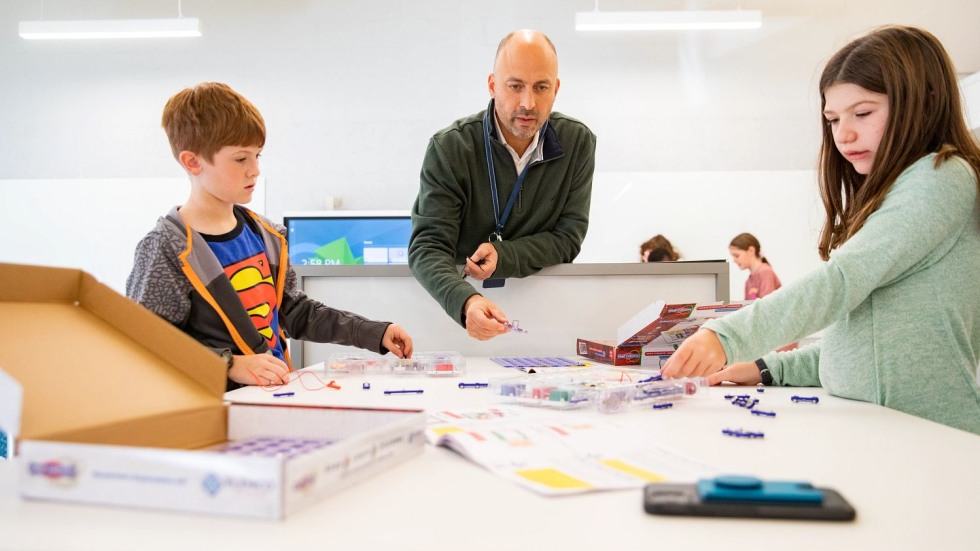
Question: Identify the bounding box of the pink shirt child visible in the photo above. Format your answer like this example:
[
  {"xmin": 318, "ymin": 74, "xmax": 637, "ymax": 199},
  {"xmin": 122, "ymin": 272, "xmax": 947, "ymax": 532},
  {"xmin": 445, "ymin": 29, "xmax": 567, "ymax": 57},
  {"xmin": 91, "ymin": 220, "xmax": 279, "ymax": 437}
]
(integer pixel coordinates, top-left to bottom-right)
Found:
[
  {"xmin": 745, "ymin": 263, "xmax": 797, "ymax": 351},
  {"xmin": 745, "ymin": 262, "xmax": 781, "ymax": 300}
]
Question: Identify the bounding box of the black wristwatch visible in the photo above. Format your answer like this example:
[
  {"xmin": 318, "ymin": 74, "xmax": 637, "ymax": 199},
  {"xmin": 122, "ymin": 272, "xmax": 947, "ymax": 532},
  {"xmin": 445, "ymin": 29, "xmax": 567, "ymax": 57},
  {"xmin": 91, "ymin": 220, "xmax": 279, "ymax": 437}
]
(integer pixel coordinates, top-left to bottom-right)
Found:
[
  {"xmin": 755, "ymin": 358, "xmax": 773, "ymax": 386},
  {"xmin": 220, "ymin": 348, "xmax": 234, "ymax": 370}
]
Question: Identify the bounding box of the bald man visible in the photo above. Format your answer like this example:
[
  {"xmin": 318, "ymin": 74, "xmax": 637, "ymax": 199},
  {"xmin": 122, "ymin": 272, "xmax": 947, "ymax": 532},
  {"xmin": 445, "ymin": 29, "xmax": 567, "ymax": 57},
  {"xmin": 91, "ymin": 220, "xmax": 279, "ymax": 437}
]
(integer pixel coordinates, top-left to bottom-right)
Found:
[{"xmin": 409, "ymin": 30, "xmax": 597, "ymax": 340}]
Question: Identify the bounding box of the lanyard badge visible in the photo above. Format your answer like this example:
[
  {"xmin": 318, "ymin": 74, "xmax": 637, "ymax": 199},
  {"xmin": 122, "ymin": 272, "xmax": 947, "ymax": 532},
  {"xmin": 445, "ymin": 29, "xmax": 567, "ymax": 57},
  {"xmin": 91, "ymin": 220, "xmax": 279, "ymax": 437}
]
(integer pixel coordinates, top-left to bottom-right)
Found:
[
  {"xmin": 482, "ymin": 107, "xmax": 547, "ymax": 243},
  {"xmin": 480, "ymin": 107, "xmax": 548, "ymax": 288}
]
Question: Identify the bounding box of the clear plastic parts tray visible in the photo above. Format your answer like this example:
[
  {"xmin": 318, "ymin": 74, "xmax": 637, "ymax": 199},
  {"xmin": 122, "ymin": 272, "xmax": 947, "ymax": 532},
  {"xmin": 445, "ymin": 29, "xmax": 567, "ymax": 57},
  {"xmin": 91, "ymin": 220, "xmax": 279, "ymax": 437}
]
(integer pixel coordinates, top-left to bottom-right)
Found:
[
  {"xmin": 488, "ymin": 368, "xmax": 707, "ymax": 413},
  {"xmin": 327, "ymin": 351, "xmax": 465, "ymax": 376}
]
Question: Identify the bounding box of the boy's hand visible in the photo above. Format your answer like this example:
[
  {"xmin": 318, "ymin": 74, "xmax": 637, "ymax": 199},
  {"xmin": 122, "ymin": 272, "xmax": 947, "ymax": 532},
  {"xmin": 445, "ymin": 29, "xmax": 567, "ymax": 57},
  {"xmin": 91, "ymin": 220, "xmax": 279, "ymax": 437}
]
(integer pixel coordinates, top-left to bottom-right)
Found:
[
  {"xmin": 228, "ymin": 353, "xmax": 291, "ymax": 386},
  {"xmin": 382, "ymin": 323, "xmax": 414, "ymax": 359},
  {"xmin": 462, "ymin": 243, "xmax": 498, "ymax": 281},
  {"xmin": 661, "ymin": 329, "xmax": 727, "ymax": 379},
  {"xmin": 463, "ymin": 295, "xmax": 508, "ymax": 340}
]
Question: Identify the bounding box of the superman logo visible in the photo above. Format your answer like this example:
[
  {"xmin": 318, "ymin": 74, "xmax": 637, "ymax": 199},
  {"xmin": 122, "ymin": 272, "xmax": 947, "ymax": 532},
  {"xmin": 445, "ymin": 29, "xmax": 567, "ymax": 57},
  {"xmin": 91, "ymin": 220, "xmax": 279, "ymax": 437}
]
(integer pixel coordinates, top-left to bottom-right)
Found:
[{"xmin": 224, "ymin": 252, "xmax": 279, "ymax": 348}]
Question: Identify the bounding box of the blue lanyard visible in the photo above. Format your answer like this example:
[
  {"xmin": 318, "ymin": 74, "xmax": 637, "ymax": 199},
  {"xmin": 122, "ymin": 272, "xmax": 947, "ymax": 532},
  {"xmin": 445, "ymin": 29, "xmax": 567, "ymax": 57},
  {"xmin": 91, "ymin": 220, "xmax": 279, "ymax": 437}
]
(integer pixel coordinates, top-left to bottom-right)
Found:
[{"xmin": 483, "ymin": 108, "xmax": 547, "ymax": 242}]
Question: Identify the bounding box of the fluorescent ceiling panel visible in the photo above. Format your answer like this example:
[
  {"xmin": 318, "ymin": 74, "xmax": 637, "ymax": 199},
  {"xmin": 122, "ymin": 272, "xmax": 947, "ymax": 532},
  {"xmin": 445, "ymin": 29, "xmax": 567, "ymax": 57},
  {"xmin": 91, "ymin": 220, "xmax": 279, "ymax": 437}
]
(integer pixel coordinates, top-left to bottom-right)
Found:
[
  {"xmin": 19, "ymin": 18, "xmax": 201, "ymax": 39},
  {"xmin": 576, "ymin": 10, "xmax": 762, "ymax": 31}
]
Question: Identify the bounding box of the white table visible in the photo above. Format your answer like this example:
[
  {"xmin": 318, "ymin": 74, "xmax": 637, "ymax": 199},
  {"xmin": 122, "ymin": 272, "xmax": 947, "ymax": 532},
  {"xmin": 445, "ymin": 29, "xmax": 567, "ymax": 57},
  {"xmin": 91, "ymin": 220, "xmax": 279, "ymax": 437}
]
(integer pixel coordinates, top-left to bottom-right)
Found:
[{"xmin": 2, "ymin": 358, "xmax": 978, "ymax": 551}]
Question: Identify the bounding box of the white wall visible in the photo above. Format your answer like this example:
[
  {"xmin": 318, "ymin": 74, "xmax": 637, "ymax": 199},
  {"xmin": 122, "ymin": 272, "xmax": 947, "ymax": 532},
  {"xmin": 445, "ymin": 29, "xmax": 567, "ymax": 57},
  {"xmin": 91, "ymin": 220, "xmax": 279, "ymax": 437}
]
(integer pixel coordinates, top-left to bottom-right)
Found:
[
  {"xmin": 0, "ymin": 170, "xmax": 818, "ymax": 301},
  {"xmin": 0, "ymin": 178, "xmax": 265, "ymax": 293},
  {"xmin": 578, "ymin": 170, "xmax": 824, "ymax": 298},
  {"xmin": 963, "ymin": 72, "xmax": 980, "ymax": 131},
  {"xmin": 0, "ymin": 0, "xmax": 977, "ymax": 298},
  {"xmin": 2, "ymin": 2, "xmax": 977, "ymax": 192}
]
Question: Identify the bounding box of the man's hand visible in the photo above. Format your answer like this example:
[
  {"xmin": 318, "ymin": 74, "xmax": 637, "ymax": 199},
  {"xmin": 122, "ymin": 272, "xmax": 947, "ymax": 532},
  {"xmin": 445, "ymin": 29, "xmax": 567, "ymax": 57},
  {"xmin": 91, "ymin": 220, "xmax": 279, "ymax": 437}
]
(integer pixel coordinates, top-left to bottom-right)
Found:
[
  {"xmin": 229, "ymin": 353, "xmax": 291, "ymax": 386},
  {"xmin": 382, "ymin": 323, "xmax": 414, "ymax": 359},
  {"xmin": 463, "ymin": 295, "xmax": 508, "ymax": 340},
  {"xmin": 461, "ymin": 243, "xmax": 498, "ymax": 281}
]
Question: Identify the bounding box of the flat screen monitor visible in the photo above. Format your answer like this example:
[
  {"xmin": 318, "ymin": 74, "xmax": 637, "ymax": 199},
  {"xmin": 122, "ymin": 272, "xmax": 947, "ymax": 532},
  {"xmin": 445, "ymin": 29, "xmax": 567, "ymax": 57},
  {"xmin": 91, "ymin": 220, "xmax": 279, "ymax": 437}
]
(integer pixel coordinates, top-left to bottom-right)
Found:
[{"xmin": 283, "ymin": 211, "xmax": 412, "ymax": 266}]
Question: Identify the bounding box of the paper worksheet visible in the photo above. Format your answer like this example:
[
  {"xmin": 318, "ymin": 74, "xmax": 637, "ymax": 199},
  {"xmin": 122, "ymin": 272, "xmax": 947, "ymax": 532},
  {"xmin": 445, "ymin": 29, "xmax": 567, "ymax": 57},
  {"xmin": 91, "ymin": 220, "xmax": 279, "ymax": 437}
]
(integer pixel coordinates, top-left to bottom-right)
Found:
[{"xmin": 426, "ymin": 406, "xmax": 717, "ymax": 496}]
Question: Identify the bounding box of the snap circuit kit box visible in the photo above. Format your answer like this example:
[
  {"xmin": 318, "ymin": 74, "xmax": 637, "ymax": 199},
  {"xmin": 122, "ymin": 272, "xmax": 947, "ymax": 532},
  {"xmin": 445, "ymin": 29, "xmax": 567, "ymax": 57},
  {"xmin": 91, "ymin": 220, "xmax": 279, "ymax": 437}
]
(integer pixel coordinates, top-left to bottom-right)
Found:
[
  {"xmin": 576, "ymin": 300, "xmax": 751, "ymax": 367},
  {"xmin": 0, "ymin": 263, "xmax": 425, "ymax": 519},
  {"xmin": 574, "ymin": 338, "xmax": 645, "ymax": 366}
]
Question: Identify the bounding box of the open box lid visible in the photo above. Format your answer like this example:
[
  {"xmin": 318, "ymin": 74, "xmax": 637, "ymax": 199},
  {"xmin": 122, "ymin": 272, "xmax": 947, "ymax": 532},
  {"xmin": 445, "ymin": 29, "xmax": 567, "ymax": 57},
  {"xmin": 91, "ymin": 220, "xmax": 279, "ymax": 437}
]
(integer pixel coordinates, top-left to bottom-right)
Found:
[
  {"xmin": 617, "ymin": 300, "xmax": 688, "ymax": 346},
  {"xmin": 616, "ymin": 300, "xmax": 750, "ymax": 347},
  {"xmin": 0, "ymin": 263, "xmax": 228, "ymax": 452}
]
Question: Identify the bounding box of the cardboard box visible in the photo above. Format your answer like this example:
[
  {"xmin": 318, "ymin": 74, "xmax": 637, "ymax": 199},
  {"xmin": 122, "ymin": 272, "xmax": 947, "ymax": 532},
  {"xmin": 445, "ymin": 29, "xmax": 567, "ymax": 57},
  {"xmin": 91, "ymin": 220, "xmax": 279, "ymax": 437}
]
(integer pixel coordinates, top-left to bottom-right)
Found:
[
  {"xmin": 0, "ymin": 263, "xmax": 425, "ymax": 519},
  {"xmin": 577, "ymin": 300, "xmax": 752, "ymax": 367},
  {"xmin": 574, "ymin": 338, "xmax": 644, "ymax": 366}
]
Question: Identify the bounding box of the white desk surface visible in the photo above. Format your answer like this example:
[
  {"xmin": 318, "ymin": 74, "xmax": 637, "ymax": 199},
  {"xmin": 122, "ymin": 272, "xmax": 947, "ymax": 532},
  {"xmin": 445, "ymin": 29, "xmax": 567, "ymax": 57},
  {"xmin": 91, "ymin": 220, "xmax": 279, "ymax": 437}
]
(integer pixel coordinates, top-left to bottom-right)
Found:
[{"xmin": 2, "ymin": 358, "xmax": 979, "ymax": 551}]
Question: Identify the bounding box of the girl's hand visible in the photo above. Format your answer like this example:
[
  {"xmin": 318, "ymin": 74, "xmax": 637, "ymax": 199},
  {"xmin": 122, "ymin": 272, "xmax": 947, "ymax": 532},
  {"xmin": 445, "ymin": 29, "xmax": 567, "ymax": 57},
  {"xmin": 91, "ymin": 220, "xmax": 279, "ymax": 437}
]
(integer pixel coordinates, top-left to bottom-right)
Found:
[
  {"xmin": 661, "ymin": 329, "xmax": 727, "ymax": 379},
  {"xmin": 707, "ymin": 361, "xmax": 763, "ymax": 386}
]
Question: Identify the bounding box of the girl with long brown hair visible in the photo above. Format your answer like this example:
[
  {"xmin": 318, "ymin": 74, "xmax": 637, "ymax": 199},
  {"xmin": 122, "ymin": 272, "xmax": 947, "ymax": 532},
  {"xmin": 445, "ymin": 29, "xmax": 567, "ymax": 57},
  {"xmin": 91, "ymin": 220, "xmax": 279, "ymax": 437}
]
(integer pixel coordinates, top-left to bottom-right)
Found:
[{"xmin": 662, "ymin": 26, "xmax": 980, "ymax": 434}]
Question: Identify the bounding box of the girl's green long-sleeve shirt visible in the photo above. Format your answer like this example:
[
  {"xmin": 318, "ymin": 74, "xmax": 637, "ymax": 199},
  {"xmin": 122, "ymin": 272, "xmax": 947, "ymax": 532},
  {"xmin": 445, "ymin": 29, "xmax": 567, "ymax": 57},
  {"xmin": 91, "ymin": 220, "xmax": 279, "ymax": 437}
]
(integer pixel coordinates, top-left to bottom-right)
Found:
[{"xmin": 705, "ymin": 154, "xmax": 980, "ymax": 435}]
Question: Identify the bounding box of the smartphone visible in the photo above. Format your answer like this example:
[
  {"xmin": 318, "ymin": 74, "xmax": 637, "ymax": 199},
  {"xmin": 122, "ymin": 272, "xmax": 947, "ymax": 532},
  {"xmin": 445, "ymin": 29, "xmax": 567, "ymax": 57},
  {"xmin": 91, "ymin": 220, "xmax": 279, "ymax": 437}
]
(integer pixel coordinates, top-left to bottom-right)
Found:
[{"xmin": 643, "ymin": 482, "xmax": 856, "ymax": 521}]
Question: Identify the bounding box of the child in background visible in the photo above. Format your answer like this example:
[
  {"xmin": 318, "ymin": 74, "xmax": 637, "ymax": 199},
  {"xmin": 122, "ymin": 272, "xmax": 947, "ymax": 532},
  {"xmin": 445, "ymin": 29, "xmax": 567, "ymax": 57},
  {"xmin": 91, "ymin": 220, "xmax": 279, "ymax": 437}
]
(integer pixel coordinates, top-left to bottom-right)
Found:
[
  {"xmin": 662, "ymin": 26, "xmax": 980, "ymax": 434},
  {"xmin": 729, "ymin": 233, "xmax": 781, "ymax": 300},
  {"xmin": 639, "ymin": 234, "xmax": 681, "ymax": 262},
  {"xmin": 730, "ymin": 233, "xmax": 797, "ymax": 351},
  {"xmin": 127, "ymin": 82, "xmax": 413, "ymax": 391}
]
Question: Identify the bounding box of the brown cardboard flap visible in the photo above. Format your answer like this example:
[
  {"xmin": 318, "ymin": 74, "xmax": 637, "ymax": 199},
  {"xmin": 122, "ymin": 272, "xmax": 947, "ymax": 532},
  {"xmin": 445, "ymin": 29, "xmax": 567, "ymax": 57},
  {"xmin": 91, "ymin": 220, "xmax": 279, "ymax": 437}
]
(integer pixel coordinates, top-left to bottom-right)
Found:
[
  {"xmin": 78, "ymin": 271, "xmax": 227, "ymax": 398},
  {"xmin": 0, "ymin": 263, "xmax": 82, "ymax": 303},
  {"xmin": 0, "ymin": 270, "xmax": 226, "ymax": 442},
  {"xmin": 43, "ymin": 406, "xmax": 227, "ymax": 450}
]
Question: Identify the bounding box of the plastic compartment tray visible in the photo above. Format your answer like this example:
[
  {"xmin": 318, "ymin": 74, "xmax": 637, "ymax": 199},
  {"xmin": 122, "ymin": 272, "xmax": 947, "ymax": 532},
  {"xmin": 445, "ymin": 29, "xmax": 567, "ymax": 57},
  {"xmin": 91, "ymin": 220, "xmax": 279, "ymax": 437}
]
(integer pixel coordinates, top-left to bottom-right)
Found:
[
  {"xmin": 487, "ymin": 367, "xmax": 707, "ymax": 413},
  {"xmin": 490, "ymin": 356, "xmax": 587, "ymax": 369},
  {"xmin": 327, "ymin": 351, "xmax": 465, "ymax": 376}
]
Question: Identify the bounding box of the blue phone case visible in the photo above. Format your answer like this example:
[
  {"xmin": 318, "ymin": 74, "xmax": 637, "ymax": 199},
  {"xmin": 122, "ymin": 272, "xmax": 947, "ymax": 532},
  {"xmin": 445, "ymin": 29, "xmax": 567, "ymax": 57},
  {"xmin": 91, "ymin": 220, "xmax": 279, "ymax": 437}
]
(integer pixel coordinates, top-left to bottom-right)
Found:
[
  {"xmin": 644, "ymin": 476, "xmax": 856, "ymax": 521},
  {"xmin": 698, "ymin": 475, "xmax": 824, "ymax": 504}
]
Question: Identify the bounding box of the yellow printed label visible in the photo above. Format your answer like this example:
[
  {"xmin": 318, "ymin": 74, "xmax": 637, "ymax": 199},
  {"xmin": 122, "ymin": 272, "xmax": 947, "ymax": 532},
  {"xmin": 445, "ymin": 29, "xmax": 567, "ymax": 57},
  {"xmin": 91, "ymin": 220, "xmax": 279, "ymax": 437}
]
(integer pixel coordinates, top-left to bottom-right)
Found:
[
  {"xmin": 430, "ymin": 426, "xmax": 464, "ymax": 436},
  {"xmin": 600, "ymin": 459, "xmax": 665, "ymax": 482},
  {"xmin": 515, "ymin": 468, "xmax": 592, "ymax": 489}
]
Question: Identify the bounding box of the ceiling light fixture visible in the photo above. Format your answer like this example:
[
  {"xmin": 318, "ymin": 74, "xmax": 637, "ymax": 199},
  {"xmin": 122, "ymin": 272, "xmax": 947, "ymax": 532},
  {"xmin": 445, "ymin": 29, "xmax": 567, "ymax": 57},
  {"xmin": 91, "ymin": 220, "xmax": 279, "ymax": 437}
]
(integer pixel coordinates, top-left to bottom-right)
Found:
[
  {"xmin": 18, "ymin": 0, "xmax": 201, "ymax": 40},
  {"xmin": 575, "ymin": 9, "xmax": 762, "ymax": 31},
  {"xmin": 18, "ymin": 18, "xmax": 201, "ymax": 39}
]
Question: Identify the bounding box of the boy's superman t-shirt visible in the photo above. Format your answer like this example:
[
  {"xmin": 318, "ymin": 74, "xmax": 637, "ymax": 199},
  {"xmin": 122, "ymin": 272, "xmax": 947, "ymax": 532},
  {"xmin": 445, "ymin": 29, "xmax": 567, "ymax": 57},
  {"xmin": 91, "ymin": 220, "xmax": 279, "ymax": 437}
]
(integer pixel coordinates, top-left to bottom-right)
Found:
[{"xmin": 202, "ymin": 211, "xmax": 285, "ymax": 362}]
